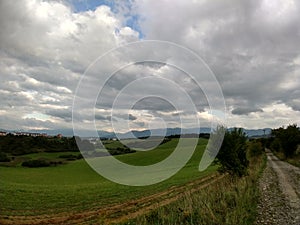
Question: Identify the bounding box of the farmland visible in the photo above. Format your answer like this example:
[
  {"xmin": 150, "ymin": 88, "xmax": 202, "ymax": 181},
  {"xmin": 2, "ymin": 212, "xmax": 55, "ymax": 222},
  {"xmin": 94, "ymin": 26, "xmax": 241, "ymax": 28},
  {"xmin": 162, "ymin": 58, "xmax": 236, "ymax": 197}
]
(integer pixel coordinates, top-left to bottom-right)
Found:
[{"xmin": 0, "ymin": 138, "xmax": 218, "ymax": 219}]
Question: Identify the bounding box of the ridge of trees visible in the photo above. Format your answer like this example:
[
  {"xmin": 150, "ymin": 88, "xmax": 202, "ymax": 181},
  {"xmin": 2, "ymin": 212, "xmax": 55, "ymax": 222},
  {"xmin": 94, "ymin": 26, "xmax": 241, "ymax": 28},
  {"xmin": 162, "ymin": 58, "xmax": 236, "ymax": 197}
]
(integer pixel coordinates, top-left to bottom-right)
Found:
[{"xmin": 0, "ymin": 135, "xmax": 91, "ymax": 156}]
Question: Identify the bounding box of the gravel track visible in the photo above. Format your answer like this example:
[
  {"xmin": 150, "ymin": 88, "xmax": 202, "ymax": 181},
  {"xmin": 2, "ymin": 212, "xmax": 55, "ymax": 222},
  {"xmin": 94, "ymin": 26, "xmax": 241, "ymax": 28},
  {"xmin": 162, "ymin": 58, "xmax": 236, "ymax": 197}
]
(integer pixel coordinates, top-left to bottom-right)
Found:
[{"xmin": 255, "ymin": 150, "xmax": 300, "ymax": 225}]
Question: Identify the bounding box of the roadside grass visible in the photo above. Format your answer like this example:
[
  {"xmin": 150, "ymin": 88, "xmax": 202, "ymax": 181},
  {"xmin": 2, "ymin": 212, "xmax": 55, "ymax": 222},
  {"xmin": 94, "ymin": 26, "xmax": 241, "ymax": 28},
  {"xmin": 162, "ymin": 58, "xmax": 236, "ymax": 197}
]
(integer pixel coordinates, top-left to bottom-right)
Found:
[
  {"xmin": 125, "ymin": 151, "xmax": 266, "ymax": 225},
  {"xmin": 0, "ymin": 138, "xmax": 217, "ymax": 216},
  {"xmin": 272, "ymin": 151, "xmax": 300, "ymax": 168}
]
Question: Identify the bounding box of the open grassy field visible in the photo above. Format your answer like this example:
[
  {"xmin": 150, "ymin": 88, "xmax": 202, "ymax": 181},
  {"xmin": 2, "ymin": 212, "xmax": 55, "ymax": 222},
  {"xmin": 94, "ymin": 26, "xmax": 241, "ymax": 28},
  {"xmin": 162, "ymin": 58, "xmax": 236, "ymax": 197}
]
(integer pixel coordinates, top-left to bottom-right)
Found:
[{"xmin": 0, "ymin": 138, "xmax": 218, "ymax": 218}]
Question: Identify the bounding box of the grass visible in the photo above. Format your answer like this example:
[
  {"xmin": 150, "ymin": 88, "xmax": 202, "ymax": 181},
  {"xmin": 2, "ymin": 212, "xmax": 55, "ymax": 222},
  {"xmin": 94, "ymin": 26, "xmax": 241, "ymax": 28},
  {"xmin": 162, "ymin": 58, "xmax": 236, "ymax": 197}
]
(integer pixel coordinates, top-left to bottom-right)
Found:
[
  {"xmin": 102, "ymin": 139, "xmax": 128, "ymax": 149},
  {"xmin": 0, "ymin": 138, "xmax": 217, "ymax": 216},
  {"xmin": 116, "ymin": 138, "xmax": 179, "ymax": 165},
  {"xmin": 272, "ymin": 151, "xmax": 300, "ymax": 168},
  {"xmin": 122, "ymin": 138, "xmax": 172, "ymax": 150},
  {"xmin": 125, "ymin": 151, "xmax": 266, "ymax": 225}
]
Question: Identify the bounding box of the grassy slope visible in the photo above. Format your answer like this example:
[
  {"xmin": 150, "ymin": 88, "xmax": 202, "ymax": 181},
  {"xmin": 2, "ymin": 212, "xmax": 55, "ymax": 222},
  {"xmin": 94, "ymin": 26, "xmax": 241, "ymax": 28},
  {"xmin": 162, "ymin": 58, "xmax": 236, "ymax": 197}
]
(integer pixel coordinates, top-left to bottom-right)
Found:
[
  {"xmin": 0, "ymin": 138, "xmax": 218, "ymax": 216},
  {"xmin": 128, "ymin": 153, "xmax": 267, "ymax": 225}
]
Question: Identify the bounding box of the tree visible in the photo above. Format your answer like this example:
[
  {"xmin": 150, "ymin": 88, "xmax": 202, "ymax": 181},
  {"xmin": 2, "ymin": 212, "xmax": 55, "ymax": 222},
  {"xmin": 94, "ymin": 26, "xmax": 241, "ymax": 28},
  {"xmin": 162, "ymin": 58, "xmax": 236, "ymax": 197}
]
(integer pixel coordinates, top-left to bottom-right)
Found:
[
  {"xmin": 216, "ymin": 128, "xmax": 249, "ymax": 177},
  {"xmin": 271, "ymin": 124, "xmax": 300, "ymax": 158},
  {"xmin": 248, "ymin": 140, "xmax": 264, "ymax": 158}
]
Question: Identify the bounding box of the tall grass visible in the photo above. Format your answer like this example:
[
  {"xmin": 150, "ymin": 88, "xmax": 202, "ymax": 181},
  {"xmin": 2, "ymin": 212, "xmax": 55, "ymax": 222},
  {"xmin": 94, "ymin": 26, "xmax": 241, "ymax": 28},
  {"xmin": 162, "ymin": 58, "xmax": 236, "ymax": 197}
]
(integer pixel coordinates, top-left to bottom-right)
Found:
[
  {"xmin": 272, "ymin": 150, "xmax": 300, "ymax": 168},
  {"xmin": 125, "ymin": 154, "xmax": 266, "ymax": 225}
]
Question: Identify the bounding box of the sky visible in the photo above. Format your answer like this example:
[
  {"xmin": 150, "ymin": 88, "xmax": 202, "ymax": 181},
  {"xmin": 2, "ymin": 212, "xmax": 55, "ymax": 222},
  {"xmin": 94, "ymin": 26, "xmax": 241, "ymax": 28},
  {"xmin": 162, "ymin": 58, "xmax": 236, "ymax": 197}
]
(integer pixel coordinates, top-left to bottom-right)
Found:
[{"xmin": 1, "ymin": 0, "xmax": 300, "ymax": 132}]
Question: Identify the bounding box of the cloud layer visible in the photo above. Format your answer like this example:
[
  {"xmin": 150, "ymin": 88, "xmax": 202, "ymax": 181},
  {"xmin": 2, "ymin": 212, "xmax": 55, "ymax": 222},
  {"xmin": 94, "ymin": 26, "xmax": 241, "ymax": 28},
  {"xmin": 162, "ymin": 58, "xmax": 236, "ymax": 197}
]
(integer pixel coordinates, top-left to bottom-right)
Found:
[{"xmin": 1, "ymin": 0, "xmax": 300, "ymax": 131}]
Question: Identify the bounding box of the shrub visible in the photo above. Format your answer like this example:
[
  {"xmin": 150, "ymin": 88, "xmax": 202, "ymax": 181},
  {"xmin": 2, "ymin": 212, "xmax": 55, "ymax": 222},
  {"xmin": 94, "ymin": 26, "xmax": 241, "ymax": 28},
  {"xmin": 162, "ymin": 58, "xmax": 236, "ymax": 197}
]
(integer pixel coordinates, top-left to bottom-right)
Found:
[
  {"xmin": 216, "ymin": 127, "xmax": 249, "ymax": 177},
  {"xmin": 59, "ymin": 154, "xmax": 77, "ymax": 159},
  {"xmin": 270, "ymin": 138, "xmax": 282, "ymax": 152},
  {"xmin": 22, "ymin": 159, "xmax": 50, "ymax": 168},
  {"xmin": 76, "ymin": 154, "xmax": 83, "ymax": 159},
  {"xmin": 248, "ymin": 141, "xmax": 264, "ymax": 157},
  {"xmin": 271, "ymin": 124, "xmax": 300, "ymax": 157},
  {"xmin": 0, "ymin": 152, "xmax": 10, "ymax": 162}
]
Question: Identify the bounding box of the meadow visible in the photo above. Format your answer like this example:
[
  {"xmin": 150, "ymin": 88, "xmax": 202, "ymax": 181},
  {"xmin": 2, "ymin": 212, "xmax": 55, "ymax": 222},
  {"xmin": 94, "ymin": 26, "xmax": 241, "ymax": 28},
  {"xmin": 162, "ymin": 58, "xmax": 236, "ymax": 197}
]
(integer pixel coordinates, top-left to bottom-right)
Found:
[{"xmin": 0, "ymin": 138, "xmax": 218, "ymax": 217}]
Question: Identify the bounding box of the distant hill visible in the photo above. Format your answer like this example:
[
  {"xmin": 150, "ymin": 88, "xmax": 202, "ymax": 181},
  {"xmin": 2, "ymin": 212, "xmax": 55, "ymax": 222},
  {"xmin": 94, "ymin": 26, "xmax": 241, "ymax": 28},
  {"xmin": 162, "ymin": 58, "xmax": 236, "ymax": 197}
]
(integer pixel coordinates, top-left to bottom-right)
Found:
[
  {"xmin": 1, "ymin": 127, "xmax": 272, "ymax": 139},
  {"xmin": 241, "ymin": 128, "xmax": 272, "ymax": 137}
]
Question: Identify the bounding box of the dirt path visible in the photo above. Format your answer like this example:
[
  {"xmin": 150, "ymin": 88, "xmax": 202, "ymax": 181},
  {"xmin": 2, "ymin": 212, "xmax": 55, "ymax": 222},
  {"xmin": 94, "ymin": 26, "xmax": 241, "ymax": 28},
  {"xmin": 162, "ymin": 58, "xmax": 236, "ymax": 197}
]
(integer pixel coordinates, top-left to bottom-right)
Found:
[
  {"xmin": 255, "ymin": 150, "xmax": 300, "ymax": 225},
  {"xmin": 0, "ymin": 173, "xmax": 226, "ymax": 225}
]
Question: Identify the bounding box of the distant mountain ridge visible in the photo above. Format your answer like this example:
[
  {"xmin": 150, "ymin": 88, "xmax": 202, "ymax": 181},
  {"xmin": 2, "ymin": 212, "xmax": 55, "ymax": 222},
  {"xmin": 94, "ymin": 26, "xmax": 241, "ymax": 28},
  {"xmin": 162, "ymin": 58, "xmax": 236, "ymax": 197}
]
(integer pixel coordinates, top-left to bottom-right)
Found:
[{"xmin": 1, "ymin": 127, "xmax": 272, "ymax": 138}]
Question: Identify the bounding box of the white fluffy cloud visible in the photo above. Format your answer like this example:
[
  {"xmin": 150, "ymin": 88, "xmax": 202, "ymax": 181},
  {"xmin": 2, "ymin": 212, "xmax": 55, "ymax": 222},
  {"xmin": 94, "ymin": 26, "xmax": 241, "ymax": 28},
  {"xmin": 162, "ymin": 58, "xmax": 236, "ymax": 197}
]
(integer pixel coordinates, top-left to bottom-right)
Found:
[
  {"xmin": 0, "ymin": 0, "xmax": 300, "ymax": 132},
  {"xmin": 0, "ymin": 0, "xmax": 139, "ymax": 130}
]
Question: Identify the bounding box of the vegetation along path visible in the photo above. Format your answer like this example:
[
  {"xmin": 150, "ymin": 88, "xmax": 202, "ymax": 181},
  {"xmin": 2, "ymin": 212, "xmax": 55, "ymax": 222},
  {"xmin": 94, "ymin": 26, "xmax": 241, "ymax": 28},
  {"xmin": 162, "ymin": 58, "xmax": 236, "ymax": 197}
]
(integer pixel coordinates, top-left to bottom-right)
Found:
[{"xmin": 255, "ymin": 150, "xmax": 300, "ymax": 225}]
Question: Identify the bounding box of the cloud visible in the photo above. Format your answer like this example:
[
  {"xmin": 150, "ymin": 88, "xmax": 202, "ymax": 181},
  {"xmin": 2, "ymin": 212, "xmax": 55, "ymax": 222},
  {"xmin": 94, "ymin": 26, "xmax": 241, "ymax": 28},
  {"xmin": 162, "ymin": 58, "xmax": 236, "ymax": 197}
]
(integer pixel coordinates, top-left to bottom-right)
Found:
[
  {"xmin": 1, "ymin": 0, "xmax": 300, "ymax": 131},
  {"xmin": 45, "ymin": 108, "xmax": 72, "ymax": 122},
  {"xmin": 128, "ymin": 114, "xmax": 137, "ymax": 120},
  {"xmin": 232, "ymin": 107, "xmax": 263, "ymax": 115},
  {"xmin": 131, "ymin": 0, "xmax": 300, "ymax": 128},
  {"xmin": 0, "ymin": 0, "xmax": 139, "ymax": 130},
  {"xmin": 287, "ymin": 99, "xmax": 300, "ymax": 112}
]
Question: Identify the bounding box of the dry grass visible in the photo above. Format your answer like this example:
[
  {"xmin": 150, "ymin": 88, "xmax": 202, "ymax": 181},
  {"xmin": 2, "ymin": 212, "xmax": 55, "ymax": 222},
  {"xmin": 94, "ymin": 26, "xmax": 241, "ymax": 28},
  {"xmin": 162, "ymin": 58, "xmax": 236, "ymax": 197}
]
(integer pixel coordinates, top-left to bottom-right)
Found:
[
  {"xmin": 273, "ymin": 151, "xmax": 300, "ymax": 168},
  {"xmin": 124, "ymin": 154, "xmax": 266, "ymax": 225}
]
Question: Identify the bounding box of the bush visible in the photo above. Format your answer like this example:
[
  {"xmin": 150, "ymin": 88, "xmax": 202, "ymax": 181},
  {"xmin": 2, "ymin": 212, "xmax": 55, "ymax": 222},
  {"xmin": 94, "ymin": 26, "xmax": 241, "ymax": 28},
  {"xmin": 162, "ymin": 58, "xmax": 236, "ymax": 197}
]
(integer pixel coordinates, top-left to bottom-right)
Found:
[
  {"xmin": 49, "ymin": 161, "xmax": 62, "ymax": 166},
  {"xmin": 271, "ymin": 124, "xmax": 300, "ymax": 158},
  {"xmin": 216, "ymin": 127, "xmax": 249, "ymax": 177},
  {"xmin": 0, "ymin": 152, "xmax": 10, "ymax": 162},
  {"xmin": 270, "ymin": 138, "xmax": 282, "ymax": 152},
  {"xmin": 22, "ymin": 159, "xmax": 50, "ymax": 168},
  {"xmin": 77, "ymin": 154, "xmax": 83, "ymax": 159},
  {"xmin": 248, "ymin": 141, "xmax": 264, "ymax": 157},
  {"xmin": 59, "ymin": 154, "xmax": 77, "ymax": 159}
]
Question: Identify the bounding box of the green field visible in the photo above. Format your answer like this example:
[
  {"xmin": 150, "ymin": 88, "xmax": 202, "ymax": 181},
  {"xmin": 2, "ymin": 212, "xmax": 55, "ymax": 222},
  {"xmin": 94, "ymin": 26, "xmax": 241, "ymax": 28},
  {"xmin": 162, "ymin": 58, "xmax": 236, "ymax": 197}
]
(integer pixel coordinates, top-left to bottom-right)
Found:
[{"xmin": 0, "ymin": 138, "xmax": 218, "ymax": 216}]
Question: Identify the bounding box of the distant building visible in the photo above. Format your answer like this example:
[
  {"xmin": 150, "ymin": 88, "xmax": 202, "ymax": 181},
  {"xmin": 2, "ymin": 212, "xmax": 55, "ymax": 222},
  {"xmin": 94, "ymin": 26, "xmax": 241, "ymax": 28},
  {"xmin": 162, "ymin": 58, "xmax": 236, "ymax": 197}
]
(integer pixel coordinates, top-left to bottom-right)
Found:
[
  {"xmin": 14, "ymin": 132, "xmax": 47, "ymax": 137},
  {"xmin": 56, "ymin": 134, "xmax": 63, "ymax": 138},
  {"xmin": 30, "ymin": 132, "xmax": 47, "ymax": 137},
  {"xmin": 0, "ymin": 131, "xmax": 7, "ymax": 136},
  {"xmin": 15, "ymin": 132, "xmax": 30, "ymax": 136}
]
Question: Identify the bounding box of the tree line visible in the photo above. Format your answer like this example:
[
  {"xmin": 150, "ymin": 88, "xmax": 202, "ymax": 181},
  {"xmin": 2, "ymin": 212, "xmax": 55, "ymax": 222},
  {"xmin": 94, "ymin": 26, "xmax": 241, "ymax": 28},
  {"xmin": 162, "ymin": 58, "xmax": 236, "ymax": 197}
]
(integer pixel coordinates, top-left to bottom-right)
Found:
[
  {"xmin": 269, "ymin": 124, "xmax": 300, "ymax": 158},
  {"xmin": 0, "ymin": 135, "xmax": 80, "ymax": 155},
  {"xmin": 215, "ymin": 124, "xmax": 300, "ymax": 177}
]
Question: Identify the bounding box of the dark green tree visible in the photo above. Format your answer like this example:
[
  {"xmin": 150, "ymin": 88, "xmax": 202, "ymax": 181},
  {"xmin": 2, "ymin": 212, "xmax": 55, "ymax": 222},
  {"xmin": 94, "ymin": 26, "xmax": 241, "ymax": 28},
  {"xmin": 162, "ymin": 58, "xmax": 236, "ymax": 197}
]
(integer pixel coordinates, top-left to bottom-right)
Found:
[
  {"xmin": 216, "ymin": 127, "xmax": 249, "ymax": 177},
  {"xmin": 271, "ymin": 124, "xmax": 300, "ymax": 158},
  {"xmin": 248, "ymin": 140, "xmax": 264, "ymax": 158}
]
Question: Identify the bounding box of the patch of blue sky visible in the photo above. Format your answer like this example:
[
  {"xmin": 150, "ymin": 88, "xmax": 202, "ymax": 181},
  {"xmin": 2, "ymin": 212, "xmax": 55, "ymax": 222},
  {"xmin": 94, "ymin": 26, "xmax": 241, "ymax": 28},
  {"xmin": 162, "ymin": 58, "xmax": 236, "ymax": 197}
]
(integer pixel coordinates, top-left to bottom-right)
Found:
[
  {"xmin": 70, "ymin": 0, "xmax": 144, "ymax": 39},
  {"xmin": 126, "ymin": 14, "xmax": 144, "ymax": 39},
  {"xmin": 70, "ymin": 0, "xmax": 115, "ymax": 12}
]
